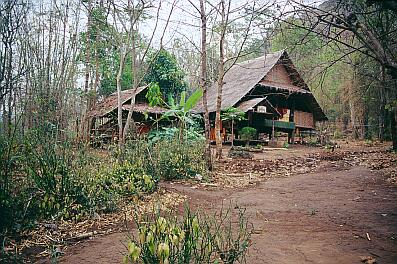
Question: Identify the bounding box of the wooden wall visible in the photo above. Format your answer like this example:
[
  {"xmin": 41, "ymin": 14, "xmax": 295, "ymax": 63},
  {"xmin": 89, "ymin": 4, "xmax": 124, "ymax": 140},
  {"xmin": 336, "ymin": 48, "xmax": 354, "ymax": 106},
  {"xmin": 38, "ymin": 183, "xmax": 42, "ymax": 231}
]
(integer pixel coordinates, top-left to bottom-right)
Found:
[
  {"xmin": 263, "ymin": 64, "xmax": 293, "ymax": 85},
  {"xmin": 294, "ymin": 110, "xmax": 314, "ymax": 129}
]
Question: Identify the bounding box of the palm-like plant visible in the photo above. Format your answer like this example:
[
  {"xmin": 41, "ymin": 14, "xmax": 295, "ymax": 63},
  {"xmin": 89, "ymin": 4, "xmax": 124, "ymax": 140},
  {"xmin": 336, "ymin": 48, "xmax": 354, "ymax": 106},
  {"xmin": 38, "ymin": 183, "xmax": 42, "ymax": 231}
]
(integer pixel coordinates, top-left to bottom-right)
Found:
[
  {"xmin": 148, "ymin": 86, "xmax": 203, "ymax": 141},
  {"xmin": 221, "ymin": 107, "xmax": 246, "ymax": 147}
]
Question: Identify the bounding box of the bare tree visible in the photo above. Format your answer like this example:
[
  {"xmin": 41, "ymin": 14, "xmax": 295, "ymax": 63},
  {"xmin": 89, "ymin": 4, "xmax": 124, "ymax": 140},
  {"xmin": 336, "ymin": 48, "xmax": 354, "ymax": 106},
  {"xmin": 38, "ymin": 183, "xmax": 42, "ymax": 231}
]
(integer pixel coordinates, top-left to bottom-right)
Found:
[
  {"xmin": 199, "ymin": 0, "xmax": 212, "ymax": 169},
  {"xmin": 265, "ymin": 0, "xmax": 397, "ymax": 149},
  {"xmin": 0, "ymin": 0, "xmax": 27, "ymax": 135},
  {"xmin": 109, "ymin": 0, "xmax": 176, "ymax": 159},
  {"xmin": 210, "ymin": 0, "xmax": 262, "ymax": 159}
]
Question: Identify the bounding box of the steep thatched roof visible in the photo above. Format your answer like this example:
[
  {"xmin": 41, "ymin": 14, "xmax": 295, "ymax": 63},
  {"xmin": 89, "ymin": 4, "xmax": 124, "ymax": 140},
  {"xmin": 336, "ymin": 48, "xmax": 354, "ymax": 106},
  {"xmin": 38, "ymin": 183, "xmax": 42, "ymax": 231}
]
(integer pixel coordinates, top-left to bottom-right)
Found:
[
  {"xmin": 195, "ymin": 50, "xmax": 285, "ymax": 113},
  {"xmin": 195, "ymin": 50, "xmax": 327, "ymax": 121}
]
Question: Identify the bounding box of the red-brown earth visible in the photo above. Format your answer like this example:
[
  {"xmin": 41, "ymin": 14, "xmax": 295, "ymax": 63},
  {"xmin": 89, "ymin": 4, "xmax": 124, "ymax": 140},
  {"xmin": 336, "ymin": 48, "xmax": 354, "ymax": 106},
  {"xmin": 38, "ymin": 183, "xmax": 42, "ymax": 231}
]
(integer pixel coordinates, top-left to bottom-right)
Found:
[{"xmin": 49, "ymin": 142, "xmax": 397, "ymax": 263}]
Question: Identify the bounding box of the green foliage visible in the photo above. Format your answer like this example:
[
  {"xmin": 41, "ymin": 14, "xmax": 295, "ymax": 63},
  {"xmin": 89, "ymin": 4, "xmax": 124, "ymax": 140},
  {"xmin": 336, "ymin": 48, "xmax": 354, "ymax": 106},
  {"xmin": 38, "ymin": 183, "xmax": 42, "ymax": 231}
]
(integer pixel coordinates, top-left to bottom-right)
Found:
[
  {"xmin": 239, "ymin": 127, "xmax": 257, "ymax": 140},
  {"xmin": 144, "ymin": 49, "xmax": 187, "ymax": 99},
  {"xmin": 124, "ymin": 206, "xmax": 252, "ymax": 264},
  {"xmin": 221, "ymin": 107, "xmax": 246, "ymax": 123},
  {"xmin": 146, "ymin": 82, "xmax": 163, "ymax": 107},
  {"xmin": 283, "ymin": 142, "xmax": 289, "ymax": 149},
  {"xmin": 108, "ymin": 162, "xmax": 156, "ymax": 196},
  {"xmin": 124, "ymin": 138, "xmax": 208, "ymax": 181},
  {"xmin": 150, "ymin": 139, "xmax": 207, "ymax": 181},
  {"xmin": 158, "ymin": 89, "xmax": 203, "ymax": 140},
  {"xmin": 148, "ymin": 127, "xmax": 204, "ymax": 143},
  {"xmin": 0, "ymin": 128, "xmax": 159, "ymax": 234}
]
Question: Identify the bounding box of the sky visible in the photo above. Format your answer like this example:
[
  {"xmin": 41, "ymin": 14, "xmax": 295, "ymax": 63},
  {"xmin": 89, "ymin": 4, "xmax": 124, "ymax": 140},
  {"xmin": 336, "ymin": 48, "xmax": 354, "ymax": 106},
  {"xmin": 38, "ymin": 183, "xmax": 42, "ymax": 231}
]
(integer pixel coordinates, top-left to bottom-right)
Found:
[{"xmin": 138, "ymin": 0, "xmax": 325, "ymax": 50}]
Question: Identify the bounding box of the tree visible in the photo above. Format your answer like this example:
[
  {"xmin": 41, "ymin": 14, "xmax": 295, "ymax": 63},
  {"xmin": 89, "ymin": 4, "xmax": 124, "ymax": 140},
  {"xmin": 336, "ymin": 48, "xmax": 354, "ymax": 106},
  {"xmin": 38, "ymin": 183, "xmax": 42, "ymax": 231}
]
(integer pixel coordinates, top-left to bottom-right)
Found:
[
  {"xmin": 0, "ymin": 0, "xmax": 28, "ymax": 135},
  {"xmin": 221, "ymin": 107, "xmax": 246, "ymax": 147},
  {"xmin": 144, "ymin": 48, "xmax": 187, "ymax": 100},
  {"xmin": 108, "ymin": 0, "xmax": 176, "ymax": 160},
  {"xmin": 265, "ymin": 0, "xmax": 397, "ymax": 149},
  {"xmin": 199, "ymin": 0, "xmax": 212, "ymax": 170},
  {"xmin": 212, "ymin": 0, "xmax": 261, "ymax": 159}
]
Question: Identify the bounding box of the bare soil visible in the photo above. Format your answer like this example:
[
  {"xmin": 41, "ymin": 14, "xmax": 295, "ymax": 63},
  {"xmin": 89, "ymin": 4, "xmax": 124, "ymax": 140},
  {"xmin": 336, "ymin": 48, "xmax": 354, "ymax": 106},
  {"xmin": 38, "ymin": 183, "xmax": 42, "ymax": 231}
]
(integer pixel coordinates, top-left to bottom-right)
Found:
[{"xmin": 58, "ymin": 142, "xmax": 397, "ymax": 264}]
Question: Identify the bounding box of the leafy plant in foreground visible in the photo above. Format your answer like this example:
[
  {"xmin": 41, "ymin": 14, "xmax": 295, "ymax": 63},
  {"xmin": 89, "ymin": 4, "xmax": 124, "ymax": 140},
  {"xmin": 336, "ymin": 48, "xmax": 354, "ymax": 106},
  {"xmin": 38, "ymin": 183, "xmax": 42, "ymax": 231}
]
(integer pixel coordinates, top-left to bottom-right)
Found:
[{"xmin": 124, "ymin": 206, "xmax": 253, "ymax": 264}]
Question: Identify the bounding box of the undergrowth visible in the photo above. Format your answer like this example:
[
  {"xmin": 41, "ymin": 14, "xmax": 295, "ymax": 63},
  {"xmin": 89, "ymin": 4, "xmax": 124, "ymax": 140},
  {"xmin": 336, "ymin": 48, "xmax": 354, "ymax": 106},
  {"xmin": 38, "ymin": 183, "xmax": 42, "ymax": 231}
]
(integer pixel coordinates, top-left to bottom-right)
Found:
[{"xmin": 124, "ymin": 205, "xmax": 253, "ymax": 264}]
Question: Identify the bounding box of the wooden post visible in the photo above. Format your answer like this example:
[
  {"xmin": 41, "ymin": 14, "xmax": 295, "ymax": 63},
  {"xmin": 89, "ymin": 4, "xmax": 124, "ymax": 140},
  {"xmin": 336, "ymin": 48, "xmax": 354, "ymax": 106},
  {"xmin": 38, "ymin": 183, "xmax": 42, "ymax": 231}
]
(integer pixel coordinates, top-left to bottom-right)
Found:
[
  {"xmin": 272, "ymin": 119, "xmax": 275, "ymax": 140},
  {"xmin": 289, "ymin": 99, "xmax": 295, "ymax": 145}
]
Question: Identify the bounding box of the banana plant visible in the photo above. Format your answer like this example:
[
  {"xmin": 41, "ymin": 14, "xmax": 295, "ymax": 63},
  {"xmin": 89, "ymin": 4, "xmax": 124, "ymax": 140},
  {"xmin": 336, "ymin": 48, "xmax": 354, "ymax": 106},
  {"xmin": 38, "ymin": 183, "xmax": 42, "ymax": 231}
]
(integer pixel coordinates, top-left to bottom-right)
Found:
[
  {"xmin": 146, "ymin": 83, "xmax": 203, "ymax": 141},
  {"xmin": 162, "ymin": 89, "xmax": 203, "ymax": 141}
]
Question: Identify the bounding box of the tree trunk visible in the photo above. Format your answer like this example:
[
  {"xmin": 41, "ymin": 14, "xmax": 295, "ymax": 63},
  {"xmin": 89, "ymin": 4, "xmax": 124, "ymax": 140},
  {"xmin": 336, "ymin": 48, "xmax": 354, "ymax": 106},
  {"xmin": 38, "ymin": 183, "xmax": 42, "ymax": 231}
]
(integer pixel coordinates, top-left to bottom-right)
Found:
[
  {"xmin": 215, "ymin": 0, "xmax": 226, "ymax": 160},
  {"xmin": 117, "ymin": 47, "xmax": 126, "ymax": 160},
  {"xmin": 122, "ymin": 21, "xmax": 138, "ymax": 142},
  {"xmin": 378, "ymin": 66, "xmax": 386, "ymax": 142},
  {"xmin": 388, "ymin": 78, "xmax": 397, "ymax": 150},
  {"xmin": 80, "ymin": 0, "xmax": 92, "ymax": 141},
  {"xmin": 231, "ymin": 119, "xmax": 234, "ymax": 147},
  {"xmin": 199, "ymin": 0, "xmax": 212, "ymax": 170}
]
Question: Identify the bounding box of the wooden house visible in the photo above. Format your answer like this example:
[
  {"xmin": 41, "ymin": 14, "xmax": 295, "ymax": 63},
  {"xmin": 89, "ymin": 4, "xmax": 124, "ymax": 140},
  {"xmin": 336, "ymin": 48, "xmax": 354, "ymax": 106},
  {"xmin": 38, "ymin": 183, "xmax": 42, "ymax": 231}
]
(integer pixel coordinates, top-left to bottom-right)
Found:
[
  {"xmin": 87, "ymin": 86, "xmax": 167, "ymax": 142},
  {"xmin": 194, "ymin": 50, "xmax": 327, "ymax": 144}
]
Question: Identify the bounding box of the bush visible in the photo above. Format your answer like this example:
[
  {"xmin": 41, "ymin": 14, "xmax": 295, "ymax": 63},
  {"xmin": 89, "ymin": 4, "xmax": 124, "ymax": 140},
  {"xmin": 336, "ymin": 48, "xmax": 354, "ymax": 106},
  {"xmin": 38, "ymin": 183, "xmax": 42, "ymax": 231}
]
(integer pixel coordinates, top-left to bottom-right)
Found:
[
  {"xmin": 148, "ymin": 127, "xmax": 204, "ymax": 143},
  {"xmin": 239, "ymin": 127, "xmax": 257, "ymax": 140},
  {"xmin": 124, "ymin": 138, "xmax": 208, "ymax": 181},
  {"xmin": 108, "ymin": 162, "xmax": 157, "ymax": 196},
  {"xmin": 124, "ymin": 206, "xmax": 252, "ymax": 264},
  {"xmin": 0, "ymin": 129, "xmax": 160, "ymax": 233},
  {"xmin": 151, "ymin": 139, "xmax": 207, "ymax": 180}
]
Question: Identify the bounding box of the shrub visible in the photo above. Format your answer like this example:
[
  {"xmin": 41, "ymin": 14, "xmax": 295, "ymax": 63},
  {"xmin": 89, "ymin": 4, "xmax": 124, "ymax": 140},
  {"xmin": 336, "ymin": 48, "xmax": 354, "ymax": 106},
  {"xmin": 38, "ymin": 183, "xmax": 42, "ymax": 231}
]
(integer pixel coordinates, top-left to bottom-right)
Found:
[
  {"xmin": 124, "ymin": 138, "xmax": 208, "ymax": 181},
  {"xmin": 239, "ymin": 127, "xmax": 257, "ymax": 140},
  {"xmin": 124, "ymin": 206, "xmax": 252, "ymax": 264},
  {"xmin": 150, "ymin": 139, "xmax": 207, "ymax": 180},
  {"xmin": 0, "ymin": 129, "xmax": 159, "ymax": 233},
  {"xmin": 108, "ymin": 162, "xmax": 157, "ymax": 196},
  {"xmin": 148, "ymin": 127, "xmax": 204, "ymax": 143}
]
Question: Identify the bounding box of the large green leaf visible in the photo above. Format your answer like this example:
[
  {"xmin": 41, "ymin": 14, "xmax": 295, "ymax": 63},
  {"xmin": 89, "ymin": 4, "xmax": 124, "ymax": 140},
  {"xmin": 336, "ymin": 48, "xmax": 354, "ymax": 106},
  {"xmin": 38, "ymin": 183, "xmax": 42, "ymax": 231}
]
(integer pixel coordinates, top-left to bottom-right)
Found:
[
  {"xmin": 179, "ymin": 91, "xmax": 186, "ymax": 108},
  {"xmin": 184, "ymin": 89, "xmax": 203, "ymax": 112}
]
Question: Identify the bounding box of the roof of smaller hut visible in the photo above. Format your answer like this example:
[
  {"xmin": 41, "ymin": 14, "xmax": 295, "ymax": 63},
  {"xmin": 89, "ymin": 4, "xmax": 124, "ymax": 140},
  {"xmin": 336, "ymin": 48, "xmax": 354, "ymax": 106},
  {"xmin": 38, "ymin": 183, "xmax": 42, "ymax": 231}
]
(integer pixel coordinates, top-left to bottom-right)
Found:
[
  {"xmin": 236, "ymin": 98, "xmax": 265, "ymax": 112},
  {"xmin": 122, "ymin": 103, "xmax": 167, "ymax": 114},
  {"xmin": 236, "ymin": 98, "xmax": 279, "ymax": 117},
  {"xmin": 87, "ymin": 86, "xmax": 147, "ymax": 118}
]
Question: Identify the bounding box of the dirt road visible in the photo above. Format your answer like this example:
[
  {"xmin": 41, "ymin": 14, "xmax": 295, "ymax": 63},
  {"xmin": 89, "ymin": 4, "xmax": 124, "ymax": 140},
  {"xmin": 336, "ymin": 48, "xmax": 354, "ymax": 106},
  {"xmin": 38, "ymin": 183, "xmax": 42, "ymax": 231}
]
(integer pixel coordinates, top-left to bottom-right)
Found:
[{"xmin": 60, "ymin": 147, "xmax": 397, "ymax": 264}]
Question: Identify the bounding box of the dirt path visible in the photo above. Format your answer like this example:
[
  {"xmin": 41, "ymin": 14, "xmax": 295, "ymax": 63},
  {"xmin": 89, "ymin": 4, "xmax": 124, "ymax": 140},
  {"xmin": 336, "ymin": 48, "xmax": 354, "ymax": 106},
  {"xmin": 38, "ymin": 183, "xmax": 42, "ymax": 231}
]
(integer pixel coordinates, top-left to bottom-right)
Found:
[{"xmin": 59, "ymin": 161, "xmax": 397, "ymax": 264}]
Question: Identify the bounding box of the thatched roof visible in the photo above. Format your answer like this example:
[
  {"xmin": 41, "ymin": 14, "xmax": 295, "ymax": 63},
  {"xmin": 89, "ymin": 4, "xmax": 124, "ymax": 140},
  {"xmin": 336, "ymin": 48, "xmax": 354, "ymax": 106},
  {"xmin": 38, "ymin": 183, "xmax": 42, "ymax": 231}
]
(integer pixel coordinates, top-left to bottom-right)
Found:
[
  {"xmin": 195, "ymin": 50, "xmax": 285, "ymax": 113},
  {"xmin": 236, "ymin": 97, "xmax": 280, "ymax": 117},
  {"xmin": 122, "ymin": 103, "xmax": 167, "ymax": 114},
  {"xmin": 236, "ymin": 98, "xmax": 266, "ymax": 112},
  {"xmin": 195, "ymin": 50, "xmax": 327, "ymax": 121},
  {"xmin": 87, "ymin": 86, "xmax": 147, "ymax": 118}
]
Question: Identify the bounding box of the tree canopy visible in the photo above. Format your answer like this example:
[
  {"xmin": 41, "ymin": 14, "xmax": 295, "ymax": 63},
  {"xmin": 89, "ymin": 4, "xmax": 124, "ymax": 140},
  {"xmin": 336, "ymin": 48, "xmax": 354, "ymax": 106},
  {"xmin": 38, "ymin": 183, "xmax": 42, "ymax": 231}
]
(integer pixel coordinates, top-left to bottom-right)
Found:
[{"xmin": 144, "ymin": 49, "xmax": 187, "ymax": 101}]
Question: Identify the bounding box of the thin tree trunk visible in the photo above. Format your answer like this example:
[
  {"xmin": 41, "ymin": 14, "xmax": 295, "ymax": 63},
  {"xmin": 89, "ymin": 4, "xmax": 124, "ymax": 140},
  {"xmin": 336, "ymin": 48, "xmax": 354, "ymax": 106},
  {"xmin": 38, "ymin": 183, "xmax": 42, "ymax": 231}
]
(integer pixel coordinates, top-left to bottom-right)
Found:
[
  {"xmin": 80, "ymin": 0, "xmax": 91, "ymax": 141},
  {"xmin": 122, "ymin": 20, "xmax": 138, "ymax": 142},
  {"xmin": 199, "ymin": 0, "xmax": 212, "ymax": 170},
  {"xmin": 117, "ymin": 47, "xmax": 126, "ymax": 159},
  {"xmin": 231, "ymin": 119, "xmax": 234, "ymax": 147},
  {"xmin": 388, "ymin": 79, "xmax": 397, "ymax": 150},
  {"xmin": 215, "ymin": 0, "xmax": 226, "ymax": 160},
  {"xmin": 379, "ymin": 66, "xmax": 386, "ymax": 142}
]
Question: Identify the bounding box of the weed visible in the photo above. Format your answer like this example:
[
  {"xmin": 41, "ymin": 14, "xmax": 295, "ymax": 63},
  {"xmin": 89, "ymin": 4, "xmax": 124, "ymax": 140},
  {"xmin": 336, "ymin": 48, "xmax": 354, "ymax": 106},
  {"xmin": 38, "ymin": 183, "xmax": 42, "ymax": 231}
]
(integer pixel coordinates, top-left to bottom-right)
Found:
[{"xmin": 124, "ymin": 205, "xmax": 253, "ymax": 264}]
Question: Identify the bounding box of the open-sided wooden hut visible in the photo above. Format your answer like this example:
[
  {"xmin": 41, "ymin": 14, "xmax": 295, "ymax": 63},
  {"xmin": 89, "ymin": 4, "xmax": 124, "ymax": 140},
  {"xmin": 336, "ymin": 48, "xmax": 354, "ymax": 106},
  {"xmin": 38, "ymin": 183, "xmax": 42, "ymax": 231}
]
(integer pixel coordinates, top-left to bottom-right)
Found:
[
  {"xmin": 194, "ymin": 50, "xmax": 327, "ymax": 144},
  {"xmin": 87, "ymin": 86, "xmax": 167, "ymax": 142}
]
